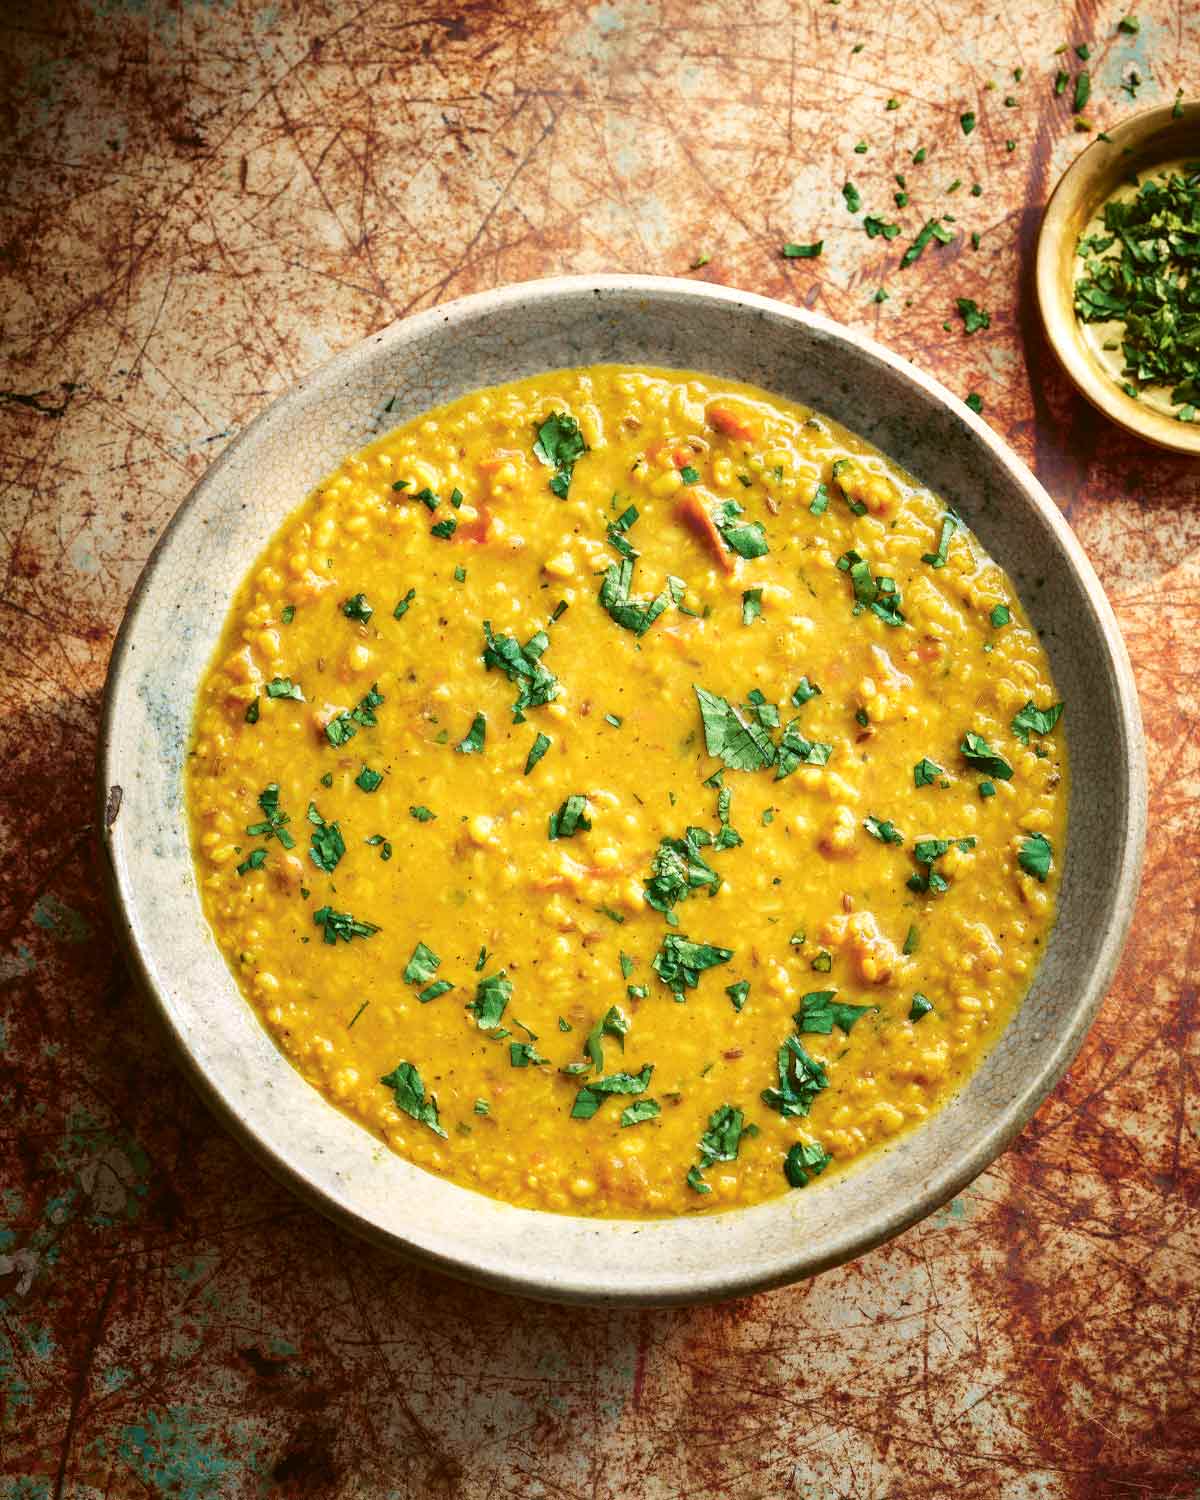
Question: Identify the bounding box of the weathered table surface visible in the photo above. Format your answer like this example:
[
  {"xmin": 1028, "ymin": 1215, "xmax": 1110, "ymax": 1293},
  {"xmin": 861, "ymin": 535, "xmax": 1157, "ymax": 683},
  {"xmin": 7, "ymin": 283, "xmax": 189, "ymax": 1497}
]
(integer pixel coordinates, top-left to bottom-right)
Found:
[{"xmin": 2, "ymin": 1, "xmax": 1198, "ymax": 1494}]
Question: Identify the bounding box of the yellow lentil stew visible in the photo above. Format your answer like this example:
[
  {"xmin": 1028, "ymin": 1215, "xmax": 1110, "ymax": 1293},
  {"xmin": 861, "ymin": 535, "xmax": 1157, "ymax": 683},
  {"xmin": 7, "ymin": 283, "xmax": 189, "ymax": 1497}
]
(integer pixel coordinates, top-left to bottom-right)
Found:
[{"xmin": 187, "ymin": 366, "xmax": 1067, "ymax": 1218}]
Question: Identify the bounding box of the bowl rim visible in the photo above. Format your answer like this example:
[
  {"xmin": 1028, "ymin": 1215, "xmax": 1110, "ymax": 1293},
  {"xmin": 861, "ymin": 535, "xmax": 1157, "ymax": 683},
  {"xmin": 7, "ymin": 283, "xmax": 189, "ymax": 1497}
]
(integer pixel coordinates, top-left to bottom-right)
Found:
[
  {"xmin": 1035, "ymin": 98, "xmax": 1200, "ymax": 455},
  {"xmin": 97, "ymin": 273, "xmax": 1147, "ymax": 1304}
]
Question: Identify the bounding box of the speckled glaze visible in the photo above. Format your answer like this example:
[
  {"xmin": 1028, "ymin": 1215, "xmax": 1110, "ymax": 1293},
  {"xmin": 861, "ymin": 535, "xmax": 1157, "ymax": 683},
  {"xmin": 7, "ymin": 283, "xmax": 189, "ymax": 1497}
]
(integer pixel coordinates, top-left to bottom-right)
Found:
[{"xmin": 97, "ymin": 276, "xmax": 1146, "ymax": 1306}]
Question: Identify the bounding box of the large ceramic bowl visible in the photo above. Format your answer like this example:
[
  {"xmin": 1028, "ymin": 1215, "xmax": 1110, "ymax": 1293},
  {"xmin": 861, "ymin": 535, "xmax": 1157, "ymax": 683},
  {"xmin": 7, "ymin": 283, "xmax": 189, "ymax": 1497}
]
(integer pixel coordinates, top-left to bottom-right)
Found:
[{"xmin": 98, "ymin": 276, "xmax": 1146, "ymax": 1306}]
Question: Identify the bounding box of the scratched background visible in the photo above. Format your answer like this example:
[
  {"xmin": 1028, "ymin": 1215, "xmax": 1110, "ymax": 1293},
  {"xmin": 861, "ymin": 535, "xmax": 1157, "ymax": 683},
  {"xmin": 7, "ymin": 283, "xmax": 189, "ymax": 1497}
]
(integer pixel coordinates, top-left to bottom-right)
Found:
[{"xmin": 2, "ymin": 0, "xmax": 1199, "ymax": 1494}]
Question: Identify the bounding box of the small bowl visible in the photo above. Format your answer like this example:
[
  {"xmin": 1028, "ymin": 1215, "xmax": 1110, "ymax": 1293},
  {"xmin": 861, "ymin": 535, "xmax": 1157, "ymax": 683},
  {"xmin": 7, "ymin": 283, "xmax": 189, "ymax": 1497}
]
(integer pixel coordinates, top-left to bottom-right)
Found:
[
  {"xmin": 99, "ymin": 276, "xmax": 1146, "ymax": 1305},
  {"xmin": 1037, "ymin": 100, "xmax": 1200, "ymax": 454}
]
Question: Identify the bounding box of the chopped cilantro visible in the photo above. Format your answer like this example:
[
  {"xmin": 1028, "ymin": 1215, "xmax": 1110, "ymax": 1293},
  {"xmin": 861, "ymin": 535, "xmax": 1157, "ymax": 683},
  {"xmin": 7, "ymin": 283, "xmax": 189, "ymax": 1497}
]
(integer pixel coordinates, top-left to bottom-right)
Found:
[
  {"xmin": 456, "ymin": 713, "xmax": 487, "ymax": 755},
  {"xmin": 960, "ymin": 730, "xmax": 1013, "ymax": 779},
  {"xmin": 644, "ymin": 828, "xmax": 721, "ymax": 915},
  {"xmin": 680, "ymin": 465, "xmax": 701, "ymax": 485},
  {"xmin": 901, "ymin": 218, "xmax": 954, "ymax": 268},
  {"xmin": 1019, "ymin": 832, "xmax": 1053, "ymax": 881},
  {"xmin": 922, "ymin": 510, "xmax": 960, "ymax": 568},
  {"xmin": 307, "ymin": 803, "xmax": 345, "ymax": 873},
  {"xmin": 394, "ymin": 589, "xmax": 416, "ymax": 619},
  {"xmin": 726, "ymin": 979, "xmax": 750, "ymax": 1012},
  {"xmin": 355, "ymin": 764, "xmax": 383, "ymax": 793},
  {"xmin": 792, "ymin": 676, "xmax": 821, "ymax": 705},
  {"xmin": 965, "ymin": 392, "xmax": 984, "ymax": 414},
  {"xmin": 343, "ymin": 593, "xmax": 373, "ymax": 623},
  {"xmin": 571, "ymin": 1064, "xmax": 653, "ymax": 1120},
  {"xmin": 324, "ymin": 683, "xmax": 384, "ymax": 747},
  {"xmin": 266, "ymin": 676, "xmax": 304, "ymax": 701},
  {"xmin": 864, "ymin": 214, "xmax": 901, "ymax": 240},
  {"xmin": 236, "ymin": 848, "xmax": 267, "ymax": 876},
  {"xmin": 811, "ymin": 951, "xmax": 833, "ymax": 973},
  {"xmin": 524, "ymin": 731, "xmax": 551, "ymax": 775},
  {"xmin": 1011, "ymin": 700, "xmax": 1064, "ymax": 744},
  {"xmin": 245, "ymin": 783, "xmax": 295, "ymax": 848},
  {"xmin": 418, "ymin": 980, "xmax": 454, "ymax": 1003},
  {"xmin": 1118, "ymin": 15, "xmax": 1139, "ymax": 32},
  {"xmin": 403, "ymin": 941, "xmax": 441, "ymax": 986},
  {"xmin": 784, "ymin": 1140, "xmax": 832, "ymax": 1188},
  {"xmin": 990, "ymin": 603, "xmax": 1011, "ymax": 628},
  {"xmin": 509, "ymin": 1041, "xmax": 548, "ymax": 1068},
  {"xmin": 909, "ymin": 992, "xmax": 935, "ymax": 1022},
  {"xmin": 960, "ymin": 111, "xmax": 976, "ymax": 134},
  {"xmin": 533, "ymin": 411, "xmax": 587, "ymax": 498},
  {"xmin": 711, "ymin": 500, "xmax": 769, "ymax": 558},
  {"xmin": 467, "ymin": 971, "xmax": 511, "ymax": 1029},
  {"xmin": 782, "ymin": 241, "xmax": 824, "ymax": 258},
  {"xmin": 548, "ymin": 794, "xmax": 591, "ymax": 841},
  {"xmin": 836, "ymin": 549, "xmax": 905, "ymax": 625},
  {"xmin": 809, "ymin": 483, "xmax": 830, "ymax": 515},
  {"xmin": 903, "ymin": 924, "xmax": 919, "ymax": 955},
  {"xmin": 380, "ymin": 1061, "xmax": 446, "ymax": 1138},
  {"xmin": 980, "ymin": 780, "xmax": 996, "ymax": 798},
  {"xmin": 281, "ymin": 605, "xmax": 295, "ymax": 624},
  {"xmin": 741, "ymin": 587, "xmax": 764, "ymax": 625},
  {"xmin": 1074, "ymin": 71, "xmax": 1090, "ymax": 112},
  {"xmin": 431, "ymin": 517, "xmax": 457, "ymax": 539},
  {"xmin": 762, "ymin": 1035, "xmax": 828, "ymax": 1117},
  {"xmin": 694, "ymin": 685, "xmax": 776, "ymax": 772},
  {"xmin": 621, "ymin": 1099, "xmax": 661, "ymax": 1127},
  {"xmin": 245, "ymin": 698, "xmax": 260, "ymax": 724},
  {"xmin": 842, "ymin": 182, "xmax": 862, "ymax": 213},
  {"xmin": 410, "ymin": 805, "xmax": 436, "ymax": 821},
  {"xmin": 796, "ymin": 990, "xmax": 873, "ymax": 1034},
  {"xmin": 652, "ymin": 933, "xmax": 733, "ymax": 1001},
  {"xmin": 313, "ymin": 906, "xmax": 379, "ymax": 944},
  {"xmin": 956, "ymin": 298, "xmax": 991, "ymax": 334},
  {"xmin": 483, "ymin": 621, "xmax": 559, "ymax": 721},
  {"xmin": 913, "ymin": 757, "xmax": 943, "ymax": 787},
  {"xmin": 474, "ymin": 1098, "xmax": 490, "ymax": 1115},
  {"xmin": 864, "ymin": 815, "xmax": 903, "ymax": 845}
]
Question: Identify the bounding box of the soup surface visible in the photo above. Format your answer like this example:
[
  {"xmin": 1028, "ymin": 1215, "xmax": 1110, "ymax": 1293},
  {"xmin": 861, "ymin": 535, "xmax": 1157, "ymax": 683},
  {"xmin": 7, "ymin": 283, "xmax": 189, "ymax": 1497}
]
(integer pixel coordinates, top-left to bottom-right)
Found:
[{"xmin": 188, "ymin": 366, "xmax": 1067, "ymax": 1218}]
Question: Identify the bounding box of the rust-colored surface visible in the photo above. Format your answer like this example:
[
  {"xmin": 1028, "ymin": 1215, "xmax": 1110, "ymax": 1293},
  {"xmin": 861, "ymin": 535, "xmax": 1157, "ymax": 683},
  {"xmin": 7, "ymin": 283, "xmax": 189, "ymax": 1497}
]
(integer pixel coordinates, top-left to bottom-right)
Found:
[{"xmin": 2, "ymin": 1, "xmax": 1198, "ymax": 1494}]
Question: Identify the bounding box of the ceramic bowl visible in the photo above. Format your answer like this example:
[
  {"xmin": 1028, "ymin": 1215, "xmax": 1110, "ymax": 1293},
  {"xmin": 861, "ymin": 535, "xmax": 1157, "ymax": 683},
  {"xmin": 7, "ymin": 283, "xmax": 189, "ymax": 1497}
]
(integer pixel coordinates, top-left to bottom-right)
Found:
[
  {"xmin": 99, "ymin": 275, "xmax": 1146, "ymax": 1306},
  {"xmin": 1037, "ymin": 99, "xmax": 1200, "ymax": 454}
]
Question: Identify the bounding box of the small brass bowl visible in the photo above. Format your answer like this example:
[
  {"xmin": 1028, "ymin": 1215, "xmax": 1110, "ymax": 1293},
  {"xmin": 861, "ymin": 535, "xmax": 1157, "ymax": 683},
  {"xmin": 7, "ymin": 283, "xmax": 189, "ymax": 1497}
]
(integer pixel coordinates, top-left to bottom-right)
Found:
[{"xmin": 1036, "ymin": 100, "xmax": 1200, "ymax": 455}]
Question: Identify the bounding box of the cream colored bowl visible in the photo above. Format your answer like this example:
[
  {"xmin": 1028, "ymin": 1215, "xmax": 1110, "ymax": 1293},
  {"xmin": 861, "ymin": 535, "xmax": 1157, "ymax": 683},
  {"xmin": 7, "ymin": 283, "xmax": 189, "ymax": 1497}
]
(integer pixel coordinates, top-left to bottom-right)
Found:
[{"xmin": 99, "ymin": 276, "xmax": 1145, "ymax": 1305}]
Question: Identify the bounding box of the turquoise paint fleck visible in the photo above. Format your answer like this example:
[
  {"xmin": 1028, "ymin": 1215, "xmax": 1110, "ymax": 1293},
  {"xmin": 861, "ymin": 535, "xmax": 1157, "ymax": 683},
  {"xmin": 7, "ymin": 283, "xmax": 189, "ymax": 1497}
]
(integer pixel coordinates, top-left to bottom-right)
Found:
[
  {"xmin": 0, "ymin": 1479, "xmax": 53, "ymax": 1500},
  {"xmin": 31, "ymin": 894, "xmax": 93, "ymax": 943},
  {"xmin": 117, "ymin": 1408, "xmax": 235, "ymax": 1499}
]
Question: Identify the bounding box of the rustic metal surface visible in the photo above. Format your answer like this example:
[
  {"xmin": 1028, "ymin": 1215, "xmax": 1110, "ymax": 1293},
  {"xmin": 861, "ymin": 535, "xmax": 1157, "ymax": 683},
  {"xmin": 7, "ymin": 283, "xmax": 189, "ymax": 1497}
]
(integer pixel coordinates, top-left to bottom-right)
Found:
[{"xmin": 1, "ymin": 0, "xmax": 1197, "ymax": 1494}]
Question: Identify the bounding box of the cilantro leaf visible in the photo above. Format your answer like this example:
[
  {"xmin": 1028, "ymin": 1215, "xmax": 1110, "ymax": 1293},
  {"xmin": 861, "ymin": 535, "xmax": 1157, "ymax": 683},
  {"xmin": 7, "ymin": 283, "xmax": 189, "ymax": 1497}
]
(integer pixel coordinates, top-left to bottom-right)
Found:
[
  {"xmin": 711, "ymin": 500, "xmax": 769, "ymax": 559},
  {"xmin": 355, "ymin": 764, "xmax": 382, "ymax": 793},
  {"xmin": 483, "ymin": 622, "xmax": 559, "ymax": 720},
  {"xmin": 960, "ymin": 730, "xmax": 1013, "ymax": 779},
  {"xmin": 741, "ymin": 587, "xmax": 763, "ymax": 625},
  {"xmin": 694, "ymin": 685, "xmax": 776, "ymax": 772},
  {"xmin": 863, "ymin": 815, "xmax": 903, "ymax": 845},
  {"xmin": 266, "ymin": 676, "xmax": 304, "ymax": 701},
  {"xmin": 456, "ymin": 713, "xmax": 487, "ymax": 755},
  {"xmin": 784, "ymin": 1140, "xmax": 832, "ymax": 1187},
  {"xmin": 245, "ymin": 783, "xmax": 295, "ymax": 849},
  {"xmin": 652, "ymin": 933, "xmax": 733, "ymax": 1000},
  {"xmin": 548, "ymin": 794, "xmax": 591, "ymax": 840},
  {"xmin": 791, "ymin": 677, "xmax": 822, "ymax": 705},
  {"xmin": 782, "ymin": 241, "xmax": 823, "ymax": 258},
  {"xmin": 795, "ymin": 990, "xmax": 874, "ymax": 1034},
  {"xmin": 343, "ymin": 593, "xmax": 373, "ymax": 623},
  {"xmin": 466, "ymin": 971, "xmax": 512, "ymax": 1029},
  {"xmin": 307, "ymin": 803, "xmax": 345, "ymax": 873},
  {"xmin": 525, "ymin": 731, "xmax": 551, "ymax": 774},
  {"xmin": 409, "ymin": 804, "xmax": 436, "ymax": 821},
  {"xmin": 571, "ymin": 1063, "xmax": 654, "ymax": 1120},
  {"xmin": 775, "ymin": 720, "xmax": 833, "ymax": 780},
  {"xmin": 643, "ymin": 829, "xmax": 721, "ymax": 915},
  {"xmin": 922, "ymin": 510, "xmax": 960, "ymax": 568},
  {"xmin": 726, "ymin": 979, "xmax": 750, "ymax": 1012},
  {"xmin": 380, "ymin": 1061, "xmax": 447, "ymax": 1138},
  {"xmin": 313, "ymin": 906, "xmax": 380, "ymax": 944},
  {"xmin": 533, "ymin": 411, "xmax": 587, "ymax": 498},
  {"xmin": 1011, "ymin": 700, "xmax": 1064, "ymax": 744},
  {"xmin": 1018, "ymin": 832, "xmax": 1053, "ymax": 881},
  {"xmin": 403, "ymin": 942, "xmax": 441, "ymax": 987},
  {"xmin": 761, "ymin": 1035, "xmax": 828, "ymax": 1118},
  {"xmin": 909, "ymin": 992, "xmax": 934, "ymax": 1022},
  {"xmin": 236, "ymin": 848, "xmax": 267, "ymax": 876},
  {"xmin": 955, "ymin": 298, "xmax": 991, "ymax": 334},
  {"xmin": 913, "ymin": 757, "xmax": 943, "ymax": 787},
  {"xmin": 620, "ymin": 1099, "xmax": 661, "ymax": 1127}
]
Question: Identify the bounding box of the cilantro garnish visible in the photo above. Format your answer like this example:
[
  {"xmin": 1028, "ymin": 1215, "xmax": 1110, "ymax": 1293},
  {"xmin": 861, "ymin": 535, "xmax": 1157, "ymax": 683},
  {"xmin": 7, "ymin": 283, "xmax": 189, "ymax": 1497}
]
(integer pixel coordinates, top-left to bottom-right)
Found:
[
  {"xmin": 864, "ymin": 815, "xmax": 903, "ymax": 845},
  {"xmin": 694, "ymin": 685, "xmax": 776, "ymax": 772},
  {"xmin": 236, "ymin": 849, "xmax": 267, "ymax": 876},
  {"xmin": 809, "ymin": 483, "xmax": 830, "ymax": 515},
  {"xmin": 864, "ymin": 215, "xmax": 901, "ymax": 240},
  {"xmin": 680, "ymin": 465, "xmax": 701, "ymax": 485},
  {"xmin": 1011, "ymin": 700, "xmax": 1064, "ymax": 744},
  {"xmin": 907, "ymin": 835, "xmax": 977, "ymax": 894},
  {"xmin": 1118, "ymin": 15, "xmax": 1139, "ymax": 32},
  {"xmin": 245, "ymin": 698, "xmax": 260, "ymax": 724},
  {"xmin": 510, "ymin": 1041, "xmax": 549, "ymax": 1068},
  {"xmin": 409, "ymin": 805, "xmax": 435, "ymax": 821},
  {"xmin": 901, "ymin": 218, "xmax": 954, "ymax": 268},
  {"xmin": 524, "ymin": 731, "xmax": 551, "ymax": 774},
  {"xmin": 903, "ymin": 924, "xmax": 920, "ymax": 955},
  {"xmin": 343, "ymin": 593, "xmax": 373, "ymax": 623},
  {"xmin": 776, "ymin": 721, "xmax": 833, "ymax": 780},
  {"xmin": 741, "ymin": 587, "xmax": 764, "ymax": 625},
  {"xmin": 564, "ymin": 1005, "xmax": 631, "ymax": 1078},
  {"xmin": 782, "ymin": 241, "xmax": 824, "ymax": 258},
  {"xmin": 430, "ymin": 517, "xmax": 457, "ymax": 540},
  {"xmin": 621, "ymin": 1099, "xmax": 661, "ymax": 1127},
  {"xmin": 1018, "ymin": 832, "xmax": 1053, "ymax": 881},
  {"xmin": 394, "ymin": 589, "xmax": 416, "ymax": 619},
  {"xmin": 956, "ymin": 298, "xmax": 991, "ymax": 334},
  {"xmin": 466, "ymin": 971, "xmax": 511, "ymax": 1029},
  {"xmin": 313, "ymin": 906, "xmax": 379, "ymax": 944},
  {"xmin": 961, "ymin": 730, "xmax": 1013, "ymax": 779},
  {"xmin": 456, "ymin": 713, "xmax": 487, "ymax": 755},
  {"xmin": 533, "ymin": 411, "xmax": 587, "ymax": 498},
  {"xmin": 266, "ymin": 676, "xmax": 304, "ymax": 701},
  {"xmin": 835, "ymin": 550, "xmax": 905, "ymax": 625},
  {"xmin": 965, "ymin": 392, "xmax": 984, "ymax": 414},
  {"xmin": 792, "ymin": 677, "xmax": 821, "ymax": 705},
  {"xmin": 598, "ymin": 553, "xmax": 681, "ymax": 637},
  {"xmin": 418, "ymin": 980, "xmax": 453, "ymax": 1003},
  {"xmin": 914, "ymin": 758, "xmax": 943, "ymax": 788},
  {"xmin": 355, "ymin": 764, "xmax": 382, "ymax": 793},
  {"xmin": 1073, "ymin": 71, "xmax": 1090, "ymax": 112},
  {"xmin": 307, "ymin": 803, "xmax": 345, "ymax": 873},
  {"xmin": 711, "ymin": 500, "xmax": 769, "ymax": 558},
  {"xmin": 380, "ymin": 1061, "xmax": 446, "ymax": 1138},
  {"xmin": 571, "ymin": 1063, "xmax": 654, "ymax": 1120},
  {"xmin": 644, "ymin": 829, "xmax": 721, "ymax": 916},
  {"xmin": 762, "ymin": 1035, "xmax": 828, "ymax": 1117},
  {"xmin": 548, "ymin": 794, "xmax": 591, "ymax": 840},
  {"xmin": 795, "ymin": 990, "xmax": 874, "ymax": 1034},
  {"xmin": 403, "ymin": 942, "xmax": 441, "ymax": 987},
  {"xmin": 726, "ymin": 979, "xmax": 750, "ymax": 1012},
  {"xmin": 324, "ymin": 683, "xmax": 384, "ymax": 748},
  {"xmin": 246, "ymin": 783, "xmax": 295, "ymax": 848},
  {"xmin": 990, "ymin": 603, "xmax": 1011, "ymax": 628},
  {"xmin": 922, "ymin": 510, "xmax": 960, "ymax": 568},
  {"xmin": 909, "ymin": 993, "xmax": 934, "ymax": 1022},
  {"xmin": 652, "ymin": 933, "xmax": 733, "ymax": 1001},
  {"xmin": 281, "ymin": 605, "xmax": 295, "ymax": 624},
  {"xmin": 842, "ymin": 182, "xmax": 862, "ymax": 212},
  {"xmin": 784, "ymin": 1140, "xmax": 832, "ymax": 1188},
  {"xmin": 960, "ymin": 111, "xmax": 976, "ymax": 135},
  {"xmin": 687, "ymin": 1104, "xmax": 758, "ymax": 1192},
  {"xmin": 482, "ymin": 621, "xmax": 559, "ymax": 721}
]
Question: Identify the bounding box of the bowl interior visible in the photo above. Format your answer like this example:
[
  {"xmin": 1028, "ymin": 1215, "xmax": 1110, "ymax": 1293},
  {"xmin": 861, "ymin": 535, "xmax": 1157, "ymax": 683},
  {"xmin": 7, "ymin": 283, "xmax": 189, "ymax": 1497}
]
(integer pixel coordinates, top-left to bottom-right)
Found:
[
  {"xmin": 1037, "ymin": 101, "xmax": 1200, "ymax": 454},
  {"xmin": 100, "ymin": 277, "xmax": 1145, "ymax": 1305}
]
